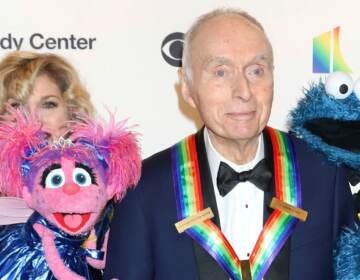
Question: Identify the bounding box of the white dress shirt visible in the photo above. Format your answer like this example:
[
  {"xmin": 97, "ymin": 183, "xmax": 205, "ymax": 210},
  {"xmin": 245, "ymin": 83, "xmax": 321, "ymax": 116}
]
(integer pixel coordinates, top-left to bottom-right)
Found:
[{"xmin": 204, "ymin": 128, "xmax": 265, "ymax": 261}]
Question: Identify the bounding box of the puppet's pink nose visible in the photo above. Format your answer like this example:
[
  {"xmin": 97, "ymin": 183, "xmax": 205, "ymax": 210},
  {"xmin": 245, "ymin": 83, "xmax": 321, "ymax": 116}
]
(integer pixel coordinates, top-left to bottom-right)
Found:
[{"xmin": 62, "ymin": 183, "xmax": 80, "ymax": 195}]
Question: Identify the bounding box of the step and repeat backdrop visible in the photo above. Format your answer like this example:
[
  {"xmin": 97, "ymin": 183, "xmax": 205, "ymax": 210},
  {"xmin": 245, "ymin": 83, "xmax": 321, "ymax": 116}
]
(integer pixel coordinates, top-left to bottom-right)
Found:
[{"xmin": 0, "ymin": 0, "xmax": 359, "ymax": 158}]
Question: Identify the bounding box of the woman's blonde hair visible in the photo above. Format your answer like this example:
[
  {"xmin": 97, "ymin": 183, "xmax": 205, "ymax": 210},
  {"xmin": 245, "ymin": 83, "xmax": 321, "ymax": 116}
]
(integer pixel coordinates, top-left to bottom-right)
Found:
[{"xmin": 0, "ymin": 51, "xmax": 94, "ymax": 116}]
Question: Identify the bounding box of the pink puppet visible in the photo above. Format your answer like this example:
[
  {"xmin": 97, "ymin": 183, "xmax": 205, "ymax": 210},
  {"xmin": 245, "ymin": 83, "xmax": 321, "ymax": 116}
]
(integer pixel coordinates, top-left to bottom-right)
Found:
[{"xmin": 0, "ymin": 110, "xmax": 141, "ymax": 280}]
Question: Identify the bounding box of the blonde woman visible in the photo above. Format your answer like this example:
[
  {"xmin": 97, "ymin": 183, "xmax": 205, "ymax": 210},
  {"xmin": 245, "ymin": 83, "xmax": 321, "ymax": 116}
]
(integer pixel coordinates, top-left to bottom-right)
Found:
[
  {"xmin": 0, "ymin": 50, "xmax": 95, "ymax": 213},
  {"xmin": 0, "ymin": 51, "xmax": 107, "ymax": 279}
]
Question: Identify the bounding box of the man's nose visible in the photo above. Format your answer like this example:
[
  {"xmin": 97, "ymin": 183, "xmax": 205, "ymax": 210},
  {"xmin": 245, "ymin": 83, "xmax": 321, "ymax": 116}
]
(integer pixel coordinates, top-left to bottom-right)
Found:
[
  {"xmin": 231, "ymin": 73, "xmax": 252, "ymax": 101},
  {"xmin": 62, "ymin": 183, "xmax": 80, "ymax": 195}
]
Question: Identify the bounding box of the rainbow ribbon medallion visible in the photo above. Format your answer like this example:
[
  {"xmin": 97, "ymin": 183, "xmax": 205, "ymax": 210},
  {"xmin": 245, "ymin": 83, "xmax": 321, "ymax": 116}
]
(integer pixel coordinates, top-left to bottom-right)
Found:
[{"xmin": 171, "ymin": 127, "xmax": 302, "ymax": 280}]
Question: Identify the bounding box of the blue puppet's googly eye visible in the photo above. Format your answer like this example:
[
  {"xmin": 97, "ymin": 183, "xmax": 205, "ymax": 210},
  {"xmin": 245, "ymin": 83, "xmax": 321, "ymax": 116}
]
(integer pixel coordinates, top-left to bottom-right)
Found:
[
  {"xmin": 354, "ymin": 77, "xmax": 360, "ymax": 100},
  {"xmin": 325, "ymin": 72, "xmax": 353, "ymax": 99},
  {"xmin": 73, "ymin": 168, "xmax": 92, "ymax": 187},
  {"xmin": 45, "ymin": 169, "xmax": 65, "ymax": 189}
]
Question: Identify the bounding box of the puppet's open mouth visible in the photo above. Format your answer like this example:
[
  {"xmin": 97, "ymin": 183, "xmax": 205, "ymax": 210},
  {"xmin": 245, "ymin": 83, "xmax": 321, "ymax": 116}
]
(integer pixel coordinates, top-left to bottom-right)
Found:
[
  {"xmin": 304, "ymin": 118, "xmax": 360, "ymax": 153},
  {"xmin": 53, "ymin": 212, "xmax": 91, "ymax": 232}
]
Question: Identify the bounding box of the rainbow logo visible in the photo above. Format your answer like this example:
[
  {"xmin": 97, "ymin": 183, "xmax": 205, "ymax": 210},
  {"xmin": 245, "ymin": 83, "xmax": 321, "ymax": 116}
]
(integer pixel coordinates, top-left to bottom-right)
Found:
[{"xmin": 313, "ymin": 26, "xmax": 352, "ymax": 73}]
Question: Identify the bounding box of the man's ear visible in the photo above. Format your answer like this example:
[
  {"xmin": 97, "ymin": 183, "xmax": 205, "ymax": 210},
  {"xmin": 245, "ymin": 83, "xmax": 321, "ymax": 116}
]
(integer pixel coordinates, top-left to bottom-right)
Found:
[
  {"xmin": 22, "ymin": 187, "xmax": 33, "ymax": 208},
  {"xmin": 178, "ymin": 68, "xmax": 197, "ymax": 109}
]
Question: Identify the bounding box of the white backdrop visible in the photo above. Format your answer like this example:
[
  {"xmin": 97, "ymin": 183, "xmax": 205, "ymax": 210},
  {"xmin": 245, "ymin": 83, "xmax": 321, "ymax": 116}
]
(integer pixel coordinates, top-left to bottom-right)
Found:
[{"xmin": 0, "ymin": 0, "xmax": 359, "ymax": 158}]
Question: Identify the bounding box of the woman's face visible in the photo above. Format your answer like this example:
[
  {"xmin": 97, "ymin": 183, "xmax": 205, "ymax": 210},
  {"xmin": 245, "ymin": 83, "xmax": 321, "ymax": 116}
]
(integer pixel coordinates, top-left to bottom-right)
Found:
[{"xmin": 10, "ymin": 75, "xmax": 69, "ymax": 140}]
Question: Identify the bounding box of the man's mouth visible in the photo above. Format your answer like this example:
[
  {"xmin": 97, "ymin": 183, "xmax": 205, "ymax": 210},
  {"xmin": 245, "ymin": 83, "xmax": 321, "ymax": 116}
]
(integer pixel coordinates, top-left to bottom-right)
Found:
[
  {"xmin": 226, "ymin": 111, "xmax": 255, "ymax": 120},
  {"xmin": 304, "ymin": 118, "xmax": 360, "ymax": 153},
  {"xmin": 53, "ymin": 212, "xmax": 91, "ymax": 232}
]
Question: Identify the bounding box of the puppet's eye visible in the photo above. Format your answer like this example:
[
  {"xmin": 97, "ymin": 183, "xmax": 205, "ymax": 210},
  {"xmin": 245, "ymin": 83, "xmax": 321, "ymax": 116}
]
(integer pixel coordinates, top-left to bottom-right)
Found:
[
  {"xmin": 45, "ymin": 169, "xmax": 65, "ymax": 189},
  {"xmin": 325, "ymin": 71, "xmax": 353, "ymax": 99},
  {"xmin": 354, "ymin": 77, "xmax": 360, "ymax": 100},
  {"xmin": 73, "ymin": 168, "xmax": 92, "ymax": 187}
]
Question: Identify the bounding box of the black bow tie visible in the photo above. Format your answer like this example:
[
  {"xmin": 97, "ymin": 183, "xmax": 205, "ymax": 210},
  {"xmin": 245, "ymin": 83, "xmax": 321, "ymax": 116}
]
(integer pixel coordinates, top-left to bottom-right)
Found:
[{"xmin": 216, "ymin": 158, "xmax": 272, "ymax": 197}]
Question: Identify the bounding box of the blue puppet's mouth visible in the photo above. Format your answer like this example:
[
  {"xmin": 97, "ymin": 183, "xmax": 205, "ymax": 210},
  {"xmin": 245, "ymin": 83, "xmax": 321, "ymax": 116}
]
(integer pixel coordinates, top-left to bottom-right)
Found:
[{"xmin": 304, "ymin": 118, "xmax": 360, "ymax": 153}]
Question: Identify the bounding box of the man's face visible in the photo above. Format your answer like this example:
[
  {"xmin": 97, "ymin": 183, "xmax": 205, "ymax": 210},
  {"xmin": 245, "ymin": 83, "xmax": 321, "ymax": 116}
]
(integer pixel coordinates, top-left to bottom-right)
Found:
[{"xmin": 182, "ymin": 15, "xmax": 274, "ymax": 146}]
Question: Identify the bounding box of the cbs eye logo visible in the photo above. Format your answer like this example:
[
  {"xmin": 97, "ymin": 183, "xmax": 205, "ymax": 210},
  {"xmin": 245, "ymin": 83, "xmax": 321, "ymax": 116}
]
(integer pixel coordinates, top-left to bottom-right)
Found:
[{"xmin": 161, "ymin": 32, "xmax": 184, "ymax": 67}]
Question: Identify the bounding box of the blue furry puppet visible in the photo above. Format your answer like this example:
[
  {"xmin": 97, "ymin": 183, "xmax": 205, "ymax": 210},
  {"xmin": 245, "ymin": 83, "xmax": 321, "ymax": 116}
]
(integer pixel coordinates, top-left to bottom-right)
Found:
[{"xmin": 289, "ymin": 71, "xmax": 360, "ymax": 279}]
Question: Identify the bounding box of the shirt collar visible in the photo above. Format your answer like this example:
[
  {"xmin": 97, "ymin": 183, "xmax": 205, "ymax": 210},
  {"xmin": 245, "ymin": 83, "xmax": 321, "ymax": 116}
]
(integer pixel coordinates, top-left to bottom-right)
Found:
[{"xmin": 204, "ymin": 127, "xmax": 264, "ymax": 181}]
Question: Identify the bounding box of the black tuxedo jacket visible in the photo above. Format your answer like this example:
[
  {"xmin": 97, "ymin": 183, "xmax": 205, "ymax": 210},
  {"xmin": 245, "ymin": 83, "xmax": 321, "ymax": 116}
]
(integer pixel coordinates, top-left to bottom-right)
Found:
[{"xmin": 104, "ymin": 129, "xmax": 354, "ymax": 280}]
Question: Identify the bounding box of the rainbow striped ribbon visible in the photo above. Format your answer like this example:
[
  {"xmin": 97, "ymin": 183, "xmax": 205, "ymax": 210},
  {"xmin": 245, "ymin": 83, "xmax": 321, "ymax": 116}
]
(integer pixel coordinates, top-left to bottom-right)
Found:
[{"xmin": 171, "ymin": 127, "xmax": 301, "ymax": 280}]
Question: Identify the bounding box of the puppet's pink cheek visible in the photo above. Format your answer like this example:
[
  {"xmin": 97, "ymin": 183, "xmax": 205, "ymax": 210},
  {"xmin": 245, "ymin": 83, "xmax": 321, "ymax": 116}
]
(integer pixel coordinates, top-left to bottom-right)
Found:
[
  {"xmin": 30, "ymin": 187, "xmax": 59, "ymax": 209},
  {"xmin": 31, "ymin": 187, "xmax": 48, "ymax": 206},
  {"xmin": 33, "ymin": 184, "xmax": 104, "ymax": 206}
]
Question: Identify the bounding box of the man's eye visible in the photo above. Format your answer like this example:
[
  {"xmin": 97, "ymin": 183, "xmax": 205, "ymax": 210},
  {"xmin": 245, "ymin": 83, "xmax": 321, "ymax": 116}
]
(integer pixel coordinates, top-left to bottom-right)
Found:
[
  {"xmin": 253, "ymin": 68, "xmax": 263, "ymax": 76},
  {"xmin": 245, "ymin": 65, "xmax": 266, "ymax": 81},
  {"xmin": 215, "ymin": 69, "xmax": 226, "ymax": 77},
  {"xmin": 248, "ymin": 67, "xmax": 263, "ymax": 76}
]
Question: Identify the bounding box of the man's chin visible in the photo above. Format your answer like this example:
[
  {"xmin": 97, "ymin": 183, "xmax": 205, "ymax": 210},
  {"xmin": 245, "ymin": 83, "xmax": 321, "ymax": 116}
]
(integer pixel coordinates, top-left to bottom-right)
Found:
[{"xmin": 225, "ymin": 127, "xmax": 260, "ymax": 142}]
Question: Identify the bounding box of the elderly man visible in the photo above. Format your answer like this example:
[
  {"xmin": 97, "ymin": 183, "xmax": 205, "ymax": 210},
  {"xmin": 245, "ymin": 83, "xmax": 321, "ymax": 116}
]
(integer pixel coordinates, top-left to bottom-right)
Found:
[{"xmin": 104, "ymin": 8, "xmax": 354, "ymax": 280}]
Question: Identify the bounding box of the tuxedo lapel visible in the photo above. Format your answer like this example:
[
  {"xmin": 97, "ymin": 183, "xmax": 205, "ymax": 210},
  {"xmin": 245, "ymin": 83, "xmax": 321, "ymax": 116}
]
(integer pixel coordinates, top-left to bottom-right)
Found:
[
  {"xmin": 187, "ymin": 128, "xmax": 292, "ymax": 280},
  {"xmin": 192, "ymin": 129, "xmax": 228, "ymax": 280},
  {"xmin": 262, "ymin": 129, "xmax": 290, "ymax": 280}
]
